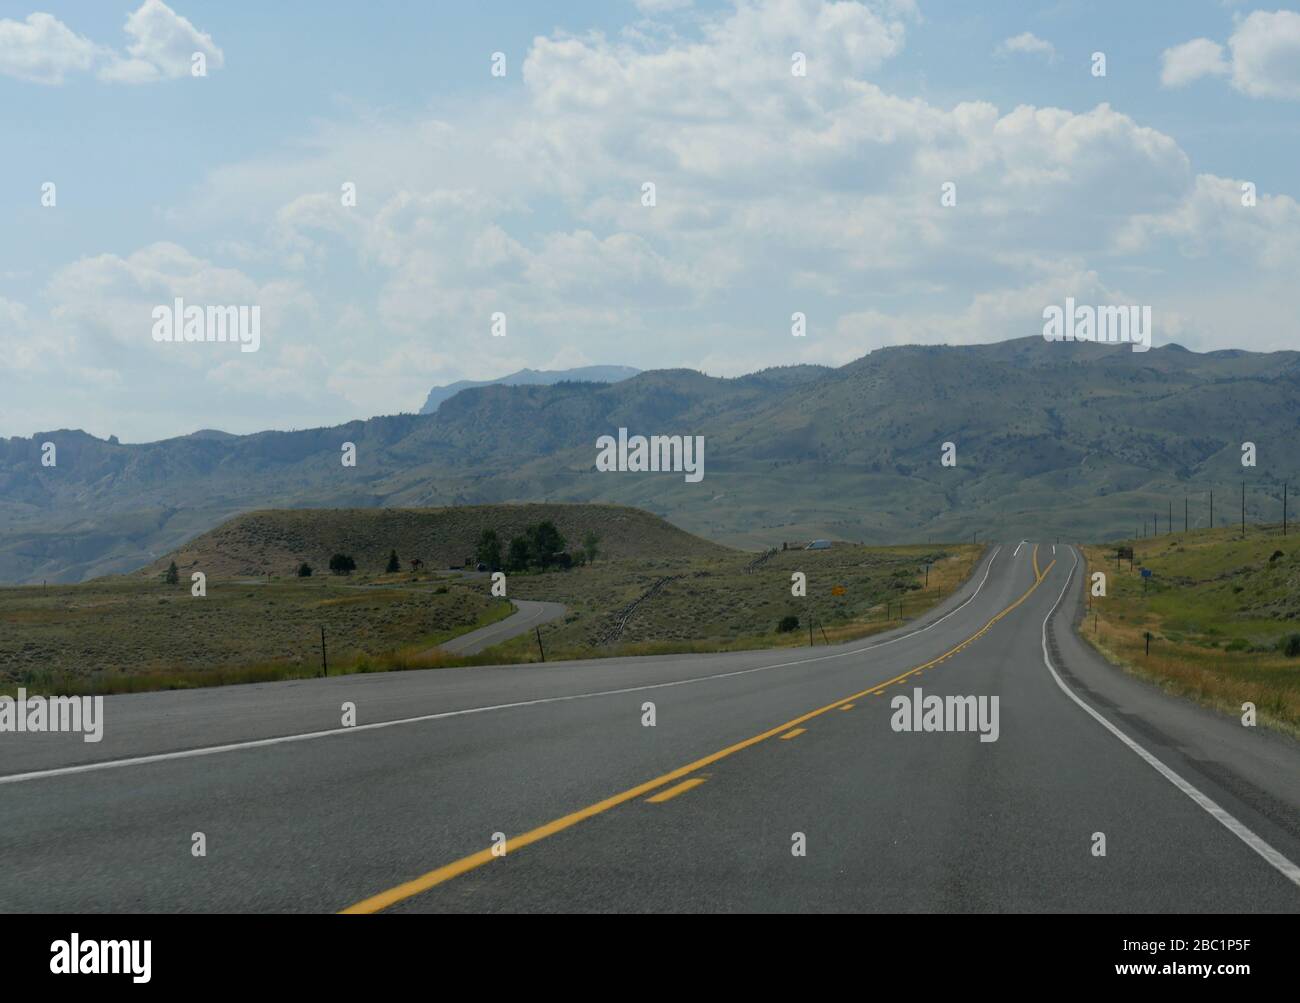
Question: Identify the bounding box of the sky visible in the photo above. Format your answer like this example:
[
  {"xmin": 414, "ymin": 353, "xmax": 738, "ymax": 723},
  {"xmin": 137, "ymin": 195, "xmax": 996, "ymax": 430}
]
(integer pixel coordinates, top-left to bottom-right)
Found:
[{"xmin": 1, "ymin": 0, "xmax": 1299, "ymax": 442}]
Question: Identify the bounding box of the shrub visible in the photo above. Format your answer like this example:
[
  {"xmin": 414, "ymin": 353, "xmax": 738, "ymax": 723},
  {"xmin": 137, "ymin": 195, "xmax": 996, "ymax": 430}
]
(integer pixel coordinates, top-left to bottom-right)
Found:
[
  {"xmin": 297, "ymin": 562, "xmax": 313, "ymax": 578},
  {"xmin": 1277, "ymin": 634, "xmax": 1300, "ymax": 658},
  {"xmin": 1225, "ymin": 638, "xmax": 1249, "ymax": 652},
  {"xmin": 329, "ymin": 553, "xmax": 357, "ymax": 575},
  {"xmin": 385, "ymin": 549, "xmax": 401, "ymax": 573},
  {"xmin": 777, "ymin": 614, "xmax": 800, "ymax": 633},
  {"xmin": 475, "ymin": 529, "xmax": 501, "ymax": 570}
]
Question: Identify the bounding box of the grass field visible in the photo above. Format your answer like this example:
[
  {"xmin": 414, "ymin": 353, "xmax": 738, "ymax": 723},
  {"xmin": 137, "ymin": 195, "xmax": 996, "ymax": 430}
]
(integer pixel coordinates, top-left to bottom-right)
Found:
[
  {"xmin": 0, "ymin": 572, "xmax": 512, "ymax": 697},
  {"xmin": 1082, "ymin": 525, "xmax": 1300, "ymax": 735},
  {"xmin": 0, "ymin": 540, "xmax": 980, "ymax": 696}
]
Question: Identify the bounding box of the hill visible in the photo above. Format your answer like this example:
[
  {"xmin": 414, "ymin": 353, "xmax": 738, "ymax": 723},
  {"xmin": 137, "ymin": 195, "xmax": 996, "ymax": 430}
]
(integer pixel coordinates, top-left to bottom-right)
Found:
[
  {"xmin": 2, "ymin": 337, "xmax": 1299, "ymax": 583},
  {"xmin": 419, "ymin": 365, "xmax": 641, "ymax": 414},
  {"xmin": 141, "ymin": 503, "xmax": 734, "ymax": 580}
]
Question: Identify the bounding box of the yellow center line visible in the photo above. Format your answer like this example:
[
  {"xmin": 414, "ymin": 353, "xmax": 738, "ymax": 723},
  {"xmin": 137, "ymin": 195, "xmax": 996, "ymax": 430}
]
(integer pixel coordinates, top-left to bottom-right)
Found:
[
  {"xmin": 779, "ymin": 728, "xmax": 807, "ymax": 740},
  {"xmin": 839, "ymin": 703, "xmax": 854, "ymax": 711},
  {"xmin": 340, "ymin": 554, "xmax": 1057, "ymax": 914},
  {"xmin": 646, "ymin": 778, "xmax": 706, "ymax": 803},
  {"xmin": 1032, "ymin": 543, "xmax": 1040, "ymax": 580}
]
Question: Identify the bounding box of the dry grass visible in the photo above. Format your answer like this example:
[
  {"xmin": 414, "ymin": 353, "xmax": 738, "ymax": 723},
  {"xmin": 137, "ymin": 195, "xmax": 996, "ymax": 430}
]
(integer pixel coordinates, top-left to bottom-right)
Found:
[{"xmin": 1081, "ymin": 527, "xmax": 1300, "ymax": 736}]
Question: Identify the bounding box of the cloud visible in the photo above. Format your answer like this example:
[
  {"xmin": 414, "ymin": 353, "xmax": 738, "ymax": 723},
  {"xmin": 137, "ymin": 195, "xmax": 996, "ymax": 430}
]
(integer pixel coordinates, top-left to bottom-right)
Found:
[
  {"xmin": 12, "ymin": 0, "xmax": 1300, "ymax": 439},
  {"xmin": 1228, "ymin": 9, "xmax": 1300, "ymax": 99},
  {"xmin": 0, "ymin": 1, "xmax": 220, "ymax": 85},
  {"xmin": 996, "ymin": 32, "xmax": 1057, "ymax": 62},
  {"xmin": 1164, "ymin": 10, "xmax": 1300, "ymax": 99},
  {"xmin": 0, "ymin": 13, "xmax": 99, "ymax": 84},
  {"xmin": 1160, "ymin": 38, "xmax": 1229, "ymax": 87},
  {"xmin": 99, "ymin": 0, "xmax": 223, "ymax": 83}
]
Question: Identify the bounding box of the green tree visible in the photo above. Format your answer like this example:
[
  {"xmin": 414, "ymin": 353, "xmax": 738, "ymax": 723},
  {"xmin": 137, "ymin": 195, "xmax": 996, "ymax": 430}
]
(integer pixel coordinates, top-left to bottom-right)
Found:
[
  {"xmin": 297, "ymin": 562, "xmax": 313, "ymax": 578},
  {"xmin": 475, "ymin": 529, "xmax": 502, "ymax": 569},
  {"xmin": 506, "ymin": 536, "xmax": 532, "ymax": 572},
  {"xmin": 582, "ymin": 531, "xmax": 601, "ymax": 565},
  {"xmin": 329, "ymin": 553, "xmax": 356, "ymax": 575},
  {"xmin": 385, "ymin": 549, "xmax": 401, "ymax": 573},
  {"xmin": 164, "ymin": 561, "xmax": 179, "ymax": 585},
  {"xmin": 527, "ymin": 521, "xmax": 566, "ymax": 570}
]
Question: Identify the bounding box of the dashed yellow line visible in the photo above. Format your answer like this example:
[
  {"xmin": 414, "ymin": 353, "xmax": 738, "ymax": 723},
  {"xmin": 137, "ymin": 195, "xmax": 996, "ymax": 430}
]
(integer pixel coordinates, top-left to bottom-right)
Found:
[
  {"xmin": 646, "ymin": 778, "xmax": 707, "ymax": 803},
  {"xmin": 838, "ymin": 703, "xmax": 854, "ymax": 711},
  {"xmin": 340, "ymin": 553, "xmax": 1056, "ymax": 914},
  {"xmin": 780, "ymin": 728, "xmax": 807, "ymax": 740}
]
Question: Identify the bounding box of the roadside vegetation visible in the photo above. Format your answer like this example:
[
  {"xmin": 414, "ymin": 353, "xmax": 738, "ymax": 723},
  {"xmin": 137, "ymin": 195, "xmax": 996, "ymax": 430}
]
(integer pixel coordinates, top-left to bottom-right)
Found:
[
  {"xmin": 0, "ymin": 514, "xmax": 980, "ymax": 697},
  {"xmin": 1082, "ymin": 525, "xmax": 1300, "ymax": 735}
]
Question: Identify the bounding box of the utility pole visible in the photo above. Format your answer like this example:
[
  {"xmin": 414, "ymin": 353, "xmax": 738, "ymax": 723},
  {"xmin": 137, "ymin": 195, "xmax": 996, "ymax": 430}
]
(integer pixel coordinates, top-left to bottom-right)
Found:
[
  {"xmin": 1242, "ymin": 480, "xmax": 1246, "ymax": 538},
  {"xmin": 1285, "ymin": 481, "xmax": 1289, "ymax": 537},
  {"xmin": 1169, "ymin": 501, "xmax": 1172, "ymax": 535},
  {"xmin": 320, "ymin": 626, "xmax": 328, "ymax": 677},
  {"xmin": 1210, "ymin": 490, "xmax": 1214, "ymax": 530},
  {"xmin": 535, "ymin": 626, "xmax": 546, "ymax": 662},
  {"xmin": 1184, "ymin": 497, "xmax": 1188, "ymax": 533}
]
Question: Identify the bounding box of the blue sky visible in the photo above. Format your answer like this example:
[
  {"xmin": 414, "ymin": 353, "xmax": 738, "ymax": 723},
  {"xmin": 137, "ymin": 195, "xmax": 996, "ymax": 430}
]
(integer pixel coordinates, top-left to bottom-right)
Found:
[{"xmin": 3, "ymin": 0, "xmax": 1299, "ymax": 442}]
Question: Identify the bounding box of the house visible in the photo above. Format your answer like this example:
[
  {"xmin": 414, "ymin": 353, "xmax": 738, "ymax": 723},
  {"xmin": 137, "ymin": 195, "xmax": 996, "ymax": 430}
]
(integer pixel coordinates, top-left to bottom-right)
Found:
[{"xmin": 805, "ymin": 539, "xmax": 831, "ymax": 550}]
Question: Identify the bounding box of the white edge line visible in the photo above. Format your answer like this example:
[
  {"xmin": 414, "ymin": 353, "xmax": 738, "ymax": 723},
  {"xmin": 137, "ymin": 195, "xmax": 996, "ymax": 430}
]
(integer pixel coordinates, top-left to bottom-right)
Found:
[
  {"xmin": 2, "ymin": 546, "xmax": 1004, "ymax": 787},
  {"xmin": 1040, "ymin": 546, "xmax": 1300, "ymax": 889}
]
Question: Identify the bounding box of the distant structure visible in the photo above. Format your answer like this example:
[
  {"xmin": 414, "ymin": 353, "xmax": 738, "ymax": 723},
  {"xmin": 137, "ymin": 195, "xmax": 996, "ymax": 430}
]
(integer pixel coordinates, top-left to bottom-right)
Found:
[{"xmin": 805, "ymin": 540, "xmax": 831, "ymax": 550}]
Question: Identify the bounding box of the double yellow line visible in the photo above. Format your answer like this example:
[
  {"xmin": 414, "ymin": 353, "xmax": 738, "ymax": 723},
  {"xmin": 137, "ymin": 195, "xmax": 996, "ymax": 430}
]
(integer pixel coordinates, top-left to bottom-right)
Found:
[{"xmin": 341, "ymin": 546, "xmax": 1055, "ymax": 914}]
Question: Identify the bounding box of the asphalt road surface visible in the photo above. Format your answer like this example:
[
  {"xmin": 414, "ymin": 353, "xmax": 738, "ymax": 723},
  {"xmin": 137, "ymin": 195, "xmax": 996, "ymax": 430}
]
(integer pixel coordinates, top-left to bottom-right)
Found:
[
  {"xmin": 3, "ymin": 544, "xmax": 1298, "ymax": 913},
  {"xmin": 437, "ymin": 599, "xmax": 567, "ymax": 655}
]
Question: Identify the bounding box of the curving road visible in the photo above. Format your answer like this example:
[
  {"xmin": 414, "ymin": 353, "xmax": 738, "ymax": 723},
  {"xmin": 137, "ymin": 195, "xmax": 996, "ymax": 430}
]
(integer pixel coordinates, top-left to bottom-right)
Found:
[
  {"xmin": 436, "ymin": 599, "xmax": 567, "ymax": 656},
  {"xmin": 2, "ymin": 544, "xmax": 1298, "ymax": 913}
]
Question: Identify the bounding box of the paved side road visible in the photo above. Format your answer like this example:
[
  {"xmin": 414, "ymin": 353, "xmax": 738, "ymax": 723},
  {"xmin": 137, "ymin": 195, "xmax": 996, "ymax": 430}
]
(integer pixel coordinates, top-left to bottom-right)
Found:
[{"xmin": 437, "ymin": 600, "xmax": 567, "ymax": 655}]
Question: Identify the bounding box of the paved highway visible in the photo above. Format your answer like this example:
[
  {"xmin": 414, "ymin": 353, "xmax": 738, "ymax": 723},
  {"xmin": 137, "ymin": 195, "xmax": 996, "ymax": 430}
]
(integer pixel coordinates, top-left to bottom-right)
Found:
[{"xmin": 2, "ymin": 544, "xmax": 1298, "ymax": 912}]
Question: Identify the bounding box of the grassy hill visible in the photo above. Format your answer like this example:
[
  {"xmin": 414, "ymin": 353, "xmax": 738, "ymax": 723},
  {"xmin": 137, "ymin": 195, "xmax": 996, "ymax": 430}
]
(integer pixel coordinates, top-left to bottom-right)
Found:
[
  {"xmin": 141, "ymin": 503, "xmax": 734, "ymax": 580},
  {"xmin": 1082, "ymin": 524, "xmax": 1300, "ymax": 734}
]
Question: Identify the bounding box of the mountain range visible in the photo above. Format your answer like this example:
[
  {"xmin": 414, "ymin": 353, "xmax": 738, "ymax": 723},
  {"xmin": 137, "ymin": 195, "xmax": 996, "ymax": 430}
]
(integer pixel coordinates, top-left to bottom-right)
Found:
[
  {"xmin": 419, "ymin": 365, "xmax": 641, "ymax": 414},
  {"xmin": 2, "ymin": 336, "xmax": 1298, "ymax": 584}
]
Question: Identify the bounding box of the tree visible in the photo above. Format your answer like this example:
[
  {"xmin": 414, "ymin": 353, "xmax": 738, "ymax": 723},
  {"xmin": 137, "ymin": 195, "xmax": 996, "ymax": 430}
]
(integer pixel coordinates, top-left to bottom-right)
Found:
[
  {"xmin": 329, "ymin": 553, "xmax": 356, "ymax": 575},
  {"xmin": 582, "ymin": 531, "xmax": 601, "ymax": 565},
  {"xmin": 528, "ymin": 521, "xmax": 566, "ymax": 570},
  {"xmin": 164, "ymin": 561, "xmax": 179, "ymax": 585},
  {"xmin": 506, "ymin": 536, "xmax": 531, "ymax": 572},
  {"xmin": 777, "ymin": 615, "xmax": 800, "ymax": 633},
  {"xmin": 297, "ymin": 562, "xmax": 313, "ymax": 578},
  {"xmin": 385, "ymin": 549, "xmax": 401, "ymax": 573},
  {"xmin": 475, "ymin": 529, "xmax": 502, "ymax": 570}
]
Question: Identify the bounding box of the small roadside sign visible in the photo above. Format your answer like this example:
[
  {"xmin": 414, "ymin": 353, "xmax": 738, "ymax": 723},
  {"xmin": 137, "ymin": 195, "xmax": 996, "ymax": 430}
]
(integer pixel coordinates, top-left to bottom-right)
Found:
[
  {"xmin": 1140, "ymin": 568, "xmax": 1152, "ymax": 578},
  {"xmin": 831, "ymin": 585, "xmax": 846, "ymax": 596}
]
